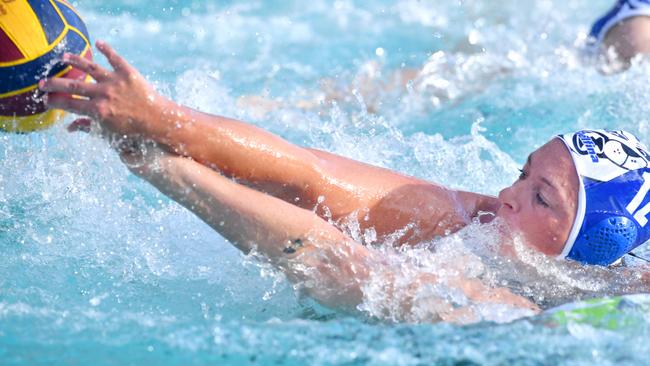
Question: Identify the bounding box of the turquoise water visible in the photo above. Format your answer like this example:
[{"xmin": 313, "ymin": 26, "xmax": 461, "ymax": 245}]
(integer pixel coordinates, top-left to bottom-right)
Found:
[{"xmin": 4, "ymin": 0, "xmax": 650, "ymax": 364}]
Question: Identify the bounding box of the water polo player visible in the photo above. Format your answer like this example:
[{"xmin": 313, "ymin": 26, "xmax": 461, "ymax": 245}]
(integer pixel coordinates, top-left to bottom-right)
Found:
[
  {"xmin": 238, "ymin": 1, "xmax": 650, "ymax": 119},
  {"xmin": 39, "ymin": 42, "xmax": 650, "ymax": 319},
  {"xmin": 589, "ymin": 0, "xmax": 650, "ymax": 69}
]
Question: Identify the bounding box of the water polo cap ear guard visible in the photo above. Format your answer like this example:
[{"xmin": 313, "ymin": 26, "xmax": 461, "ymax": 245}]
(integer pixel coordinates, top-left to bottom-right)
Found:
[{"xmin": 557, "ymin": 129, "xmax": 650, "ymax": 265}]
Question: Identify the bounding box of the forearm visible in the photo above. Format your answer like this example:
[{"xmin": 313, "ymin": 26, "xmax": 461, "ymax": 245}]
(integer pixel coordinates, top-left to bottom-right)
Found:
[
  {"xmin": 141, "ymin": 98, "xmax": 320, "ymax": 186},
  {"xmin": 139, "ymin": 99, "xmax": 434, "ymax": 221},
  {"xmin": 132, "ymin": 152, "xmax": 371, "ymax": 309}
]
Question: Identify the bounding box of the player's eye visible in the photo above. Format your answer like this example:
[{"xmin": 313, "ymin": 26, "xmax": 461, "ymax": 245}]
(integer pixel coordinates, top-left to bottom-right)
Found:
[{"xmin": 536, "ymin": 192, "xmax": 549, "ymax": 208}]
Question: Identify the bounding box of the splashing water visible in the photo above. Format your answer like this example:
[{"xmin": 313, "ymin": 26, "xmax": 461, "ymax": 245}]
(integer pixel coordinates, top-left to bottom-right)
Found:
[{"xmin": 3, "ymin": 0, "xmax": 650, "ymax": 364}]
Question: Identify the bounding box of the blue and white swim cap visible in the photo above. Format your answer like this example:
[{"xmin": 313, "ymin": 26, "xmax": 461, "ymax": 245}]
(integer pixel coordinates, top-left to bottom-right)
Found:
[{"xmin": 557, "ymin": 129, "xmax": 650, "ymax": 265}]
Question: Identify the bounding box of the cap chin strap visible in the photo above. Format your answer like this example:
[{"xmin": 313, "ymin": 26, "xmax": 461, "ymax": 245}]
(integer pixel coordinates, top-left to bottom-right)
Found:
[{"xmin": 556, "ymin": 137, "xmax": 587, "ymax": 259}]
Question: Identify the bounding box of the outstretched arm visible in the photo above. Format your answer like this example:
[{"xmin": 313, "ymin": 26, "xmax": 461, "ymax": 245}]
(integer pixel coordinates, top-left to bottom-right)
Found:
[
  {"xmin": 40, "ymin": 41, "xmax": 499, "ymax": 247},
  {"xmin": 123, "ymin": 146, "xmax": 372, "ymax": 309},
  {"xmin": 39, "ymin": 41, "xmax": 420, "ymax": 213},
  {"xmin": 119, "ymin": 145, "xmax": 538, "ymax": 321}
]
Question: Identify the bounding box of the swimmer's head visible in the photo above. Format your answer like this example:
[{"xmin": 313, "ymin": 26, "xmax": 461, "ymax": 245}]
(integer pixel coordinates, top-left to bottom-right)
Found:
[
  {"xmin": 497, "ymin": 139, "xmax": 579, "ymax": 258},
  {"xmin": 586, "ymin": 1, "xmax": 650, "ymax": 73},
  {"xmin": 498, "ymin": 129, "xmax": 650, "ymax": 266}
]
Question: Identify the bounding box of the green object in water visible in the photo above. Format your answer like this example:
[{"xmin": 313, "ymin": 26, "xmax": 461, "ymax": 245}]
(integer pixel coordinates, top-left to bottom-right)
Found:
[{"xmin": 544, "ymin": 294, "xmax": 650, "ymax": 330}]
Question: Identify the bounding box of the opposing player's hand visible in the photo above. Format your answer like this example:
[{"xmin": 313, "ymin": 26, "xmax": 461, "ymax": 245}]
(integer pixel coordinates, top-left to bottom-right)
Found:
[{"xmin": 39, "ymin": 40, "xmax": 164, "ymax": 137}]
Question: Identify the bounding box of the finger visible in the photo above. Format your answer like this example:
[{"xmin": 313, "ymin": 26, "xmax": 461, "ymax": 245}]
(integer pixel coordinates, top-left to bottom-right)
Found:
[
  {"xmin": 39, "ymin": 78, "xmax": 101, "ymax": 98},
  {"xmin": 67, "ymin": 118, "xmax": 93, "ymax": 133},
  {"xmin": 62, "ymin": 53, "xmax": 111, "ymax": 82},
  {"xmin": 69, "ymin": 117, "xmax": 113, "ymax": 141},
  {"xmin": 46, "ymin": 94, "xmax": 95, "ymax": 116},
  {"xmin": 96, "ymin": 40, "xmax": 133, "ymax": 74}
]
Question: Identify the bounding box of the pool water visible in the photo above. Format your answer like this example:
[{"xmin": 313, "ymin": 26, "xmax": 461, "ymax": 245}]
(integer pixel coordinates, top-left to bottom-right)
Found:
[{"xmin": 3, "ymin": 0, "xmax": 650, "ymax": 364}]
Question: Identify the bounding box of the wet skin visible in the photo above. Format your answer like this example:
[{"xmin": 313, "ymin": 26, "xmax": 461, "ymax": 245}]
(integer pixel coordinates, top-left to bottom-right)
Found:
[
  {"xmin": 40, "ymin": 42, "xmax": 577, "ymax": 257},
  {"xmin": 603, "ymin": 15, "xmax": 650, "ymax": 68},
  {"xmin": 497, "ymin": 139, "xmax": 579, "ymax": 256},
  {"xmin": 34, "ymin": 41, "xmax": 598, "ymax": 318}
]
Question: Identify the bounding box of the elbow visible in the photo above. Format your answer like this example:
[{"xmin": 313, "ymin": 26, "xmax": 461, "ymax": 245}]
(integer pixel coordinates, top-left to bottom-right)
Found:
[{"xmin": 282, "ymin": 238, "xmax": 369, "ymax": 310}]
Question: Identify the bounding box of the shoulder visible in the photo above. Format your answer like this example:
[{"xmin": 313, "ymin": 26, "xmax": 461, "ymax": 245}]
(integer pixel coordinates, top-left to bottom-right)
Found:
[
  {"xmin": 590, "ymin": 1, "xmax": 650, "ymax": 40},
  {"xmin": 604, "ymin": 15, "xmax": 650, "ymax": 60},
  {"xmin": 365, "ymin": 183, "xmax": 498, "ymax": 245}
]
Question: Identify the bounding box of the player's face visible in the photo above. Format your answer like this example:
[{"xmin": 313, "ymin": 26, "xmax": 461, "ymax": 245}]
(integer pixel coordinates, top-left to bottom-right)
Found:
[{"xmin": 496, "ymin": 139, "xmax": 579, "ymax": 256}]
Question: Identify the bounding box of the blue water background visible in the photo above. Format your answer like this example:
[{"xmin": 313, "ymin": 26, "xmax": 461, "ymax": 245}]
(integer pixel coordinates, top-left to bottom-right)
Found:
[{"xmin": 3, "ymin": 0, "xmax": 650, "ymax": 364}]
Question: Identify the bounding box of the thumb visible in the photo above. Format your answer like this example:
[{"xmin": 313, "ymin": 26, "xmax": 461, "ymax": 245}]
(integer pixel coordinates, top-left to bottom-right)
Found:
[{"xmin": 67, "ymin": 118, "xmax": 93, "ymax": 133}]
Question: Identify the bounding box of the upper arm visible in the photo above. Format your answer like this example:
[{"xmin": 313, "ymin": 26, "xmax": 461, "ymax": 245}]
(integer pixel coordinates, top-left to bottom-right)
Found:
[{"xmin": 306, "ymin": 148, "xmax": 499, "ymax": 246}]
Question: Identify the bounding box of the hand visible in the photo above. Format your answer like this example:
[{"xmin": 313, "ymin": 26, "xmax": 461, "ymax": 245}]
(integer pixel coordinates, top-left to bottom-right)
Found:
[
  {"xmin": 119, "ymin": 142, "xmax": 176, "ymax": 179},
  {"xmin": 450, "ymin": 277, "xmax": 541, "ymax": 313},
  {"xmin": 39, "ymin": 40, "xmax": 165, "ymax": 137}
]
